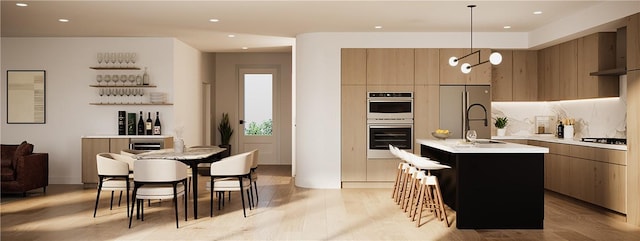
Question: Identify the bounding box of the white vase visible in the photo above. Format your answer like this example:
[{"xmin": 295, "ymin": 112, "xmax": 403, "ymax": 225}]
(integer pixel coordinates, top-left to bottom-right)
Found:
[
  {"xmin": 564, "ymin": 125, "xmax": 574, "ymax": 140},
  {"xmin": 497, "ymin": 128, "xmax": 506, "ymax": 136}
]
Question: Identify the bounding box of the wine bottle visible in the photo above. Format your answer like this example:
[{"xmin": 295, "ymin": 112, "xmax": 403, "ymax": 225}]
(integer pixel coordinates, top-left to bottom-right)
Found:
[
  {"xmin": 153, "ymin": 111, "xmax": 161, "ymax": 135},
  {"xmin": 118, "ymin": 111, "xmax": 126, "ymax": 135},
  {"xmin": 145, "ymin": 112, "xmax": 153, "ymax": 135},
  {"xmin": 137, "ymin": 111, "xmax": 144, "ymax": 135},
  {"xmin": 142, "ymin": 67, "xmax": 150, "ymax": 85}
]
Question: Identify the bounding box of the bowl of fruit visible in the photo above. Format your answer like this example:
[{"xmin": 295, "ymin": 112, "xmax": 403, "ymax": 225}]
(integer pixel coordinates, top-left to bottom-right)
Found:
[{"xmin": 432, "ymin": 129, "xmax": 451, "ymax": 140}]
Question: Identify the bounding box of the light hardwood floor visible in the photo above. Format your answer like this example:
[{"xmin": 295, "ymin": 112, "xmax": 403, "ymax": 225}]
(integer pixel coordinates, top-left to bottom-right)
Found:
[{"xmin": 2, "ymin": 165, "xmax": 640, "ymax": 240}]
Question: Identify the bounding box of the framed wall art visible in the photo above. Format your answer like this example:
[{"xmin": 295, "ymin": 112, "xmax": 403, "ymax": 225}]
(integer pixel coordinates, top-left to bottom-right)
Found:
[{"xmin": 6, "ymin": 70, "xmax": 46, "ymax": 124}]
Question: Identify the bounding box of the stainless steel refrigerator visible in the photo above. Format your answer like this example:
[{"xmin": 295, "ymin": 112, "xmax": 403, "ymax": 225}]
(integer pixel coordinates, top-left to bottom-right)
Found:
[{"xmin": 439, "ymin": 85, "xmax": 491, "ymax": 139}]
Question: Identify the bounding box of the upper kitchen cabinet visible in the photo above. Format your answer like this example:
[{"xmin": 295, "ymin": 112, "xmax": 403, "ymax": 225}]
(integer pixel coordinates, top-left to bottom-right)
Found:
[
  {"xmin": 366, "ymin": 48, "xmax": 415, "ymax": 85},
  {"xmin": 492, "ymin": 50, "xmax": 538, "ymax": 101},
  {"xmin": 559, "ymin": 40, "xmax": 578, "ymax": 100},
  {"xmin": 341, "ymin": 48, "xmax": 367, "ymax": 85},
  {"xmin": 440, "ymin": 48, "xmax": 492, "ymax": 85},
  {"xmin": 627, "ymin": 13, "xmax": 640, "ymax": 71},
  {"xmin": 538, "ymin": 45, "xmax": 560, "ymax": 101},
  {"xmin": 577, "ymin": 32, "xmax": 618, "ymax": 99},
  {"xmin": 512, "ymin": 51, "xmax": 539, "ymax": 101},
  {"xmin": 492, "ymin": 50, "xmax": 513, "ymax": 101},
  {"xmin": 414, "ymin": 49, "xmax": 440, "ymax": 85}
]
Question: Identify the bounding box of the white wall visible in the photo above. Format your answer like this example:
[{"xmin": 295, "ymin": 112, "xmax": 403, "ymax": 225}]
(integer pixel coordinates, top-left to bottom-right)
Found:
[
  {"xmin": 1, "ymin": 37, "xmax": 202, "ymax": 184},
  {"xmin": 172, "ymin": 39, "xmax": 205, "ymax": 146}
]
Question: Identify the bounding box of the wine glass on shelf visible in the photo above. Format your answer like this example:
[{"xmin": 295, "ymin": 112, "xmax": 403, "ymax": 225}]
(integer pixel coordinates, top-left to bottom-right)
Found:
[
  {"xmin": 103, "ymin": 75, "xmax": 111, "ymax": 86},
  {"xmin": 466, "ymin": 130, "xmax": 477, "ymax": 143},
  {"xmin": 117, "ymin": 53, "xmax": 124, "ymax": 68},
  {"xmin": 109, "ymin": 53, "xmax": 117, "ymax": 67},
  {"xmin": 99, "ymin": 88, "xmax": 104, "ymax": 97},
  {"xmin": 130, "ymin": 53, "xmax": 137, "ymax": 68},
  {"xmin": 96, "ymin": 75, "xmax": 102, "ymax": 86},
  {"xmin": 120, "ymin": 74, "xmax": 127, "ymax": 86},
  {"xmin": 128, "ymin": 74, "xmax": 136, "ymax": 86},
  {"xmin": 97, "ymin": 53, "xmax": 104, "ymax": 67},
  {"xmin": 124, "ymin": 53, "xmax": 131, "ymax": 67},
  {"xmin": 112, "ymin": 75, "xmax": 119, "ymax": 85}
]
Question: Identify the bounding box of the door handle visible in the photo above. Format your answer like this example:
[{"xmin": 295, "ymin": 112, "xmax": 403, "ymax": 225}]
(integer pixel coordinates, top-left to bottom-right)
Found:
[{"xmin": 239, "ymin": 120, "xmax": 245, "ymax": 124}]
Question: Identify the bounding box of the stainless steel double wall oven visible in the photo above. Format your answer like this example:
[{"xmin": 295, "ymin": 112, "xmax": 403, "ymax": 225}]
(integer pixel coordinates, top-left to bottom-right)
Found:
[{"xmin": 367, "ymin": 92, "xmax": 413, "ymax": 159}]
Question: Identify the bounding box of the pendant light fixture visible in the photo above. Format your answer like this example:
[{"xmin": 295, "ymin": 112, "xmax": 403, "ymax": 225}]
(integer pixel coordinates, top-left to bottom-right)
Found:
[{"xmin": 448, "ymin": 5, "xmax": 502, "ymax": 74}]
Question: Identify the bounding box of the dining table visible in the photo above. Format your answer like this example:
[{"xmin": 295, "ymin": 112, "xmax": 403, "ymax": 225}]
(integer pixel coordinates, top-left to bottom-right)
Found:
[{"xmin": 133, "ymin": 146, "xmax": 226, "ymax": 219}]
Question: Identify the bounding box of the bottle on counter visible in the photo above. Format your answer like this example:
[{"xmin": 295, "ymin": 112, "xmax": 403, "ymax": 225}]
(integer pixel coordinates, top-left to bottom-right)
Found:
[
  {"xmin": 145, "ymin": 112, "xmax": 153, "ymax": 135},
  {"xmin": 153, "ymin": 111, "xmax": 161, "ymax": 135},
  {"xmin": 557, "ymin": 121, "xmax": 564, "ymax": 138},
  {"xmin": 118, "ymin": 111, "xmax": 126, "ymax": 135},
  {"xmin": 137, "ymin": 111, "xmax": 145, "ymax": 135}
]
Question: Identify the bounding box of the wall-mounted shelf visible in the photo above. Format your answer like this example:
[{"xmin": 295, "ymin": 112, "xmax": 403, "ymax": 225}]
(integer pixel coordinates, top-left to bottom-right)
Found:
[
  {"xmin": 90, "ymin": 67, "xmax": 141, "ymax": 70},
  {"xmin": 90, "ymin": 85, "xmax": 156, "ymax": 88},
  {"xmin": 90, "ymin": 102, "xmax": 173, "ymax": 106}
]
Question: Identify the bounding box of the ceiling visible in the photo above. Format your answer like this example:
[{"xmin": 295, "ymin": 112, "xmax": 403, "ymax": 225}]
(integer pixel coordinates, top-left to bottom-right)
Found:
[{"xmin": 0, "ymin": 1, "xmax": 633, "ymax": 52}]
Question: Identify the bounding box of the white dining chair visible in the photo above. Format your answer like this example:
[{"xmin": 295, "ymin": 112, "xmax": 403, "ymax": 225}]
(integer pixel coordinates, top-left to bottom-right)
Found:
[
  {"xmin": 206, "ymin": 151, "xmax": 253, "ymax": 217},
  {"xmin": 128, "ymin": 159, "xmax": 188, "ymax": 229},
  {"xmin": 248, "ymin": 149, "xmax": 259, "ymax": 207},
  {"xmin": 94, "ymin": 153, "xmax": 132, "ymax": 217}
]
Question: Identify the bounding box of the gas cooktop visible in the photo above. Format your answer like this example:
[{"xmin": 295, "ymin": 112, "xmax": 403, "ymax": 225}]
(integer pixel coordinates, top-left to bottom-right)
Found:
[{"xmin": 581, "ymin": 138, "xmax": 627, "ymax": 145}]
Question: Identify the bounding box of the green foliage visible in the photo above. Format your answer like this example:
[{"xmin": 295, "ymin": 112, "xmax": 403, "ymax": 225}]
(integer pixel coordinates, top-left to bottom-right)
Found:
[
  {"xmin": 245, "ymin": 119, "xmax": 273, "ymax": 136},
  {"xmin": 218, "ymin": 113, "xmax": 234, "ymax": 145},
  {"xmin": 494, "ymin": 117, "xmax": 508, "ymax": 129}
]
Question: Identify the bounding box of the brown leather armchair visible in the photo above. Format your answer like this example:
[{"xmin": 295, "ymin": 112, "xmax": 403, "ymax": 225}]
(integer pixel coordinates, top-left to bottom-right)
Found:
[{"xmin": 1, "ymin": 141, "xmax": 49, "ymax": 196}]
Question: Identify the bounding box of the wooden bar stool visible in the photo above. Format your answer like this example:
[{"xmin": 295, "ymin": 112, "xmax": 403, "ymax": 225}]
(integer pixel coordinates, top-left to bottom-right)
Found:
[{"xmin": 409, "ymin": 155, "xmax": 451, "ymax": 227}]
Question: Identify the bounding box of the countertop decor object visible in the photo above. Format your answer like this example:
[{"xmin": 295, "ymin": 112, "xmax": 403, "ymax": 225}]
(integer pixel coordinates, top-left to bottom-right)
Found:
[{"xmin": 494, "ymin": 117, "xmax": 508, "ymax": 136}]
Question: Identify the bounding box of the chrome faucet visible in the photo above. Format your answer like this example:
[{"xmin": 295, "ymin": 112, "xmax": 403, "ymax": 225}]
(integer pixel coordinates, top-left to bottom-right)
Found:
[{"xmin": 466, "ymin": 103, "xmax": 488, "ymax": 131}]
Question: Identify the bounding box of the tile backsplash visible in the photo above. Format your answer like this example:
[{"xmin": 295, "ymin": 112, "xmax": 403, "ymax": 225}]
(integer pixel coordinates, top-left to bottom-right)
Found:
[{"xmin": 492, "ymin": 98, "xmax": 626, "ymax": 139}]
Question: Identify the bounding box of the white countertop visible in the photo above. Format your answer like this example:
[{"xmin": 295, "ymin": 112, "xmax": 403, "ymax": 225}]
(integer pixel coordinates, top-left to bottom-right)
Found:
[
  {"xmin": 82, "ymin": 135, "xmax": 173, "ymax": 139},
  {"xmin": 492, "ymin": 135, "xmax": 627, "ymax": 151},
  {"xmin": 417, "ymin": 139, "xmax": 549, "ymax": 154}
]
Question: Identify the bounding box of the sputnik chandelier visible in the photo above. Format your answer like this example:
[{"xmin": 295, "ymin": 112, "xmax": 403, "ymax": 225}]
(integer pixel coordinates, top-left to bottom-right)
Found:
[{"xmin": 448, "ymin": 5, "xmax": 502, "ymax": 74}]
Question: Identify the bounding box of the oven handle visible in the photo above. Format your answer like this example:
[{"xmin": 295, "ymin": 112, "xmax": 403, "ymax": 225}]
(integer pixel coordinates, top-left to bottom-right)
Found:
[
  {"xmin": 368, "ymin": 124, "xmax": 413, "ymax": 128},
  {"xmin": 367, "ymin": 99, "xmax": 413, "ymax": 103}
]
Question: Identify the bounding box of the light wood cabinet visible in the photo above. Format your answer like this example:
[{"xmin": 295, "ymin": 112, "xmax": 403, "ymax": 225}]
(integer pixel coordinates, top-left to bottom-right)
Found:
[
  {"xmin": 341, "ymin": 49, "xmax": 367, "ymax": 85},
  {"xmin": 577, "ymin": 32, "xmax": 618, "ymax": 99},
  {"xmin": 491, "ymin": 50, "xmax": 513, "ymax": 101},
  {"xmin": 81, "ymin": 138, "xmax": 131, "ymax": 184},
  {"xmin": 414, "ymin": 49, "xmax": 440, "ymax": 85},
  {"xmin": 627, "ymin": 13, "xmax": 640, "ymax": 71},
  {"xmin": 340, "ymin": 85, "xmax": 367, "ymax": 181},
  {"xmin": 512, "ymin": 51, "xmax": 539, "ymax": 101},
  {"xmin": 626, "ymin": 70, "xmax": 640, "ymax": 224},
  {"xmin": 439, "ymin": 48, "xmax": 492, "ymax": 85},
  {"xmin": 529, "ymin": 140, "xmax": 627, "ymax": 213},
  {"xmin": 492, "ymin": 50, "xmax": 538, "ymax": 101},
  {"xmin": 81, "ymin": 137, "xmax": 172, "ymax": 184},
  {"xmin": 414, "ymin": 85, "xmax": 439, "ymax": 154},
  {"xmin": 539, "ymin": 45, "xmax": 560, "ymax": 100},
  {"xmin": 559, "ymin": 40, "xmax": 578, "ymax": 100},
  {"xmin": 366, "ymin": 48, "xmax": 415, "ymax": 85}
]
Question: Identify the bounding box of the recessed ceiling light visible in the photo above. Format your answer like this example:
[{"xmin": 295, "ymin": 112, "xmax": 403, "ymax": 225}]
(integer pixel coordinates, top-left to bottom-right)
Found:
[
  {"xmin": 58, "ymin": 18, "xmax": 70, "ymax": 23},
  {"xmin": 241, "ymin": 47, "xmax": 249, "ymax": 50},
  {"xmin": 208, "ymin": 18, "xmax": 219, "ymax": 23},
  {"xmin": 533, "ymin": 11, "xmax": 543, "ymax": 15},
  {"xmin": 503, "ymin": 26, "xmax": 512, "ymax": 29},
  {"xmin": 16, "ymin": 3, "xmax": 28, "ymax": 7},
  {"xmin": 227, "ymin": 34, "xmax": 235, "ymax": 38},
  {"xmin": 374, "ymin": 26, "xmax": 383, "ymax": 29}
]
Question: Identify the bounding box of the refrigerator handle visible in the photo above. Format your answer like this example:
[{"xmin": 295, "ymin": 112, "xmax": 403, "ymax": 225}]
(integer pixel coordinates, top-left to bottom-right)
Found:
[{"xmin": 462, "ymin": 91, "xmax": 467, "ymax": 133}]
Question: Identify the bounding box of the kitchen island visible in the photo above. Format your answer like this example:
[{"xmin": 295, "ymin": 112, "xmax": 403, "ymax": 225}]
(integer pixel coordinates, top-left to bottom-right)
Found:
[{"xmin": 417, "ymin": 139, "xmax": 549, "ymax": 229}]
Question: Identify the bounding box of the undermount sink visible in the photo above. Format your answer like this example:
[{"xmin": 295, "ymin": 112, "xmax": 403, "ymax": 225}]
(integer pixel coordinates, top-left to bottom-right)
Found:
[{"xmin": 475, "ymin": 140, "xmax": 505, "ymax": 144}]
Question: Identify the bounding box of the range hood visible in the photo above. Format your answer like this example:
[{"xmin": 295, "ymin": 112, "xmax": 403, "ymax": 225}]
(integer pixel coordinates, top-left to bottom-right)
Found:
[{"xmin": 590, "ymin": 27, "xmax": 627, "ymax": 76}]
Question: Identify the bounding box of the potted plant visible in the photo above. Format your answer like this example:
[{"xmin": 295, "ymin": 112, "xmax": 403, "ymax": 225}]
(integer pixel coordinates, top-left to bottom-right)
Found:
[
  {"xmin": 494, "ymin": 117, "xmax": 508, "ymax": 136},
  {"xmin": 218, "ymin": 112, "xmax": 233, "ymax": 157}
]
